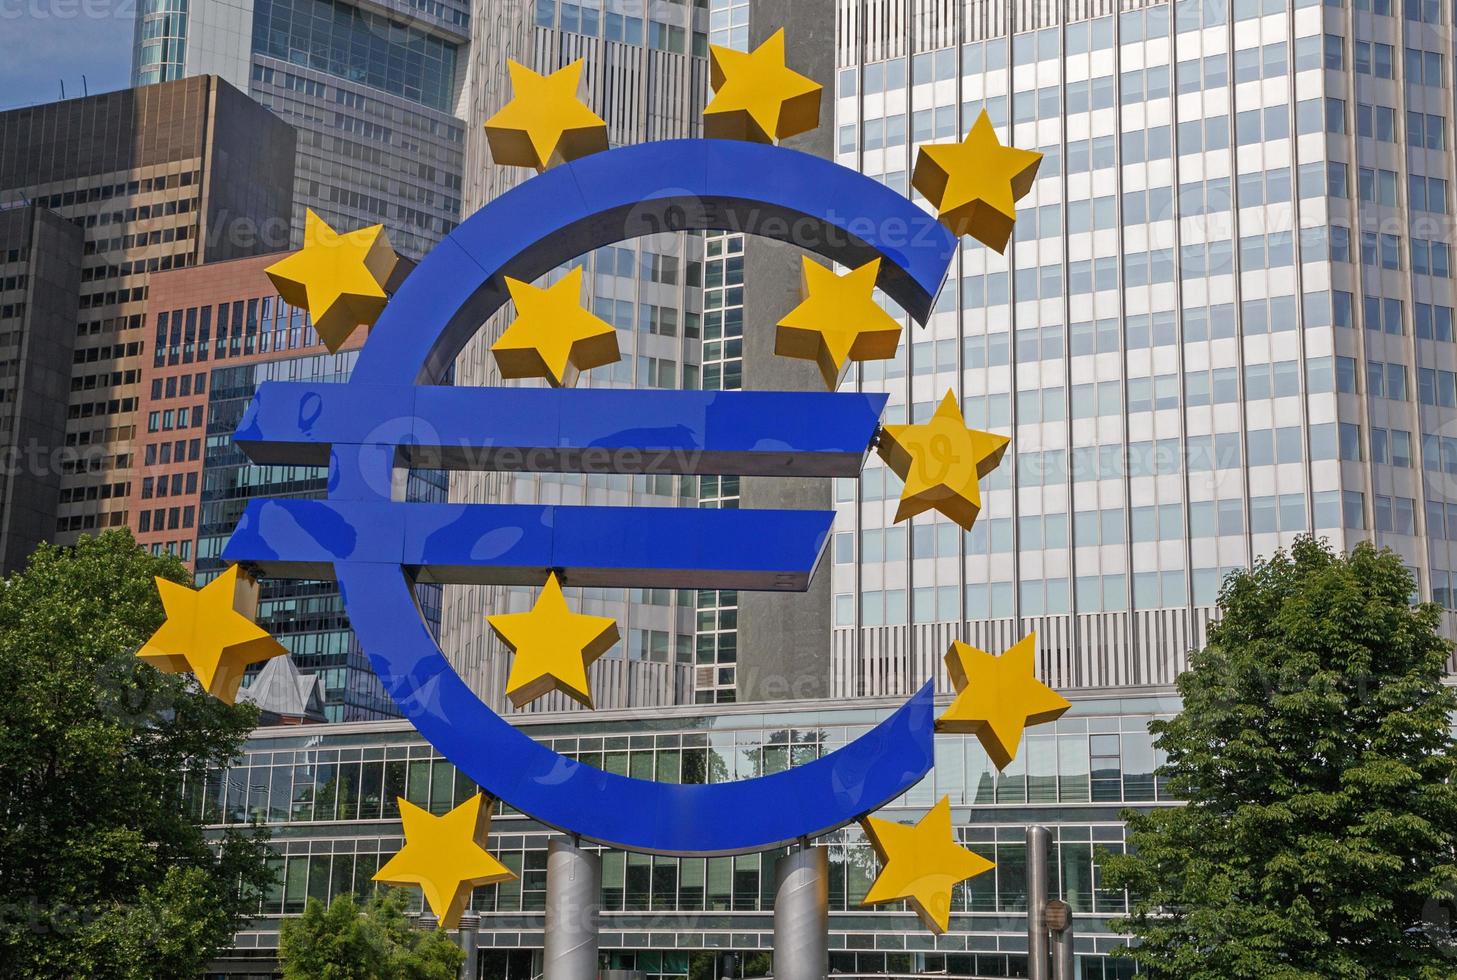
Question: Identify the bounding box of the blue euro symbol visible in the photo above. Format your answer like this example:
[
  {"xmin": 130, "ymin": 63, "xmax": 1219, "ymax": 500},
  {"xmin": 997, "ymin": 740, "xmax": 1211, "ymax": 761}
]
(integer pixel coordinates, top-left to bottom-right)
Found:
[{"xmin": 225, "ymin": 139, "xmax": 958, "ymax": 855}]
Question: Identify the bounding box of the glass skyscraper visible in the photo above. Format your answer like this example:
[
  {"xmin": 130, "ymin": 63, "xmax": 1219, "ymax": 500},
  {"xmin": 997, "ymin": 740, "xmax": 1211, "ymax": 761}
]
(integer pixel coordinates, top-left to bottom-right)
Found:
[
  {"xmin": 132, "ymin": 0, "xmax": 470, "ymax": 258},
  {"xmin": 440, "ymin": 0, "xmax": 711, "ymax": 703},
  {"xmin": 693, "ymin": 0, "xmax": 751, "ymax": 704},
  {"xmin": 197, "ymin": 346, "xmax": 447, "ymax": 721},
  {"xmin": 831, "ymin": 0, "xmax": 1457, "ymax": 699}
]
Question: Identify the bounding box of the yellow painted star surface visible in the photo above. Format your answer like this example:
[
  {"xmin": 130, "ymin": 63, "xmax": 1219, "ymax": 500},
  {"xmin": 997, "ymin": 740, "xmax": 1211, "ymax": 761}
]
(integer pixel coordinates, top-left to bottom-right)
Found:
[
  {"xmin": 937, "ymin": 632, "xmax": 1071, "ymax": 770},
  {"xmin": 491, "ymin": 268, "xmax": 621, "ymax": 387},
  {"xmin": 265, "ymin": 210, "xmax": 398, "ymax": 354},
  {"xmin": 486, "ymin": 572, "xmax": 619, "ymax": 709},
  {"xmin": 705, "ymin": 29, "xmax": 823, "ymax": 143},
  {"xmin": 776, "ymin": 257, "xmax": 904, "ymax": 390},
  {"xmin": 373, "ymin": 794, "xmax": 515, "ymax": 929},
  {"xmin": 876, "ymin": 390, "xmax": 1010, "ymax": 530},
  {"xmin": 135, "ymin": 564, "xmax": 287, "ymax": 704},
  {"xmin": 861, "ymin": 796, "xmax": 994, "ymax": 934},
  {"xmin": 484, "ymin": 60, "xmax": 609, "ymax": 171},
  {"xmin": 912, "ymin": 110, "xmax": 1043, "ymax": 253}
]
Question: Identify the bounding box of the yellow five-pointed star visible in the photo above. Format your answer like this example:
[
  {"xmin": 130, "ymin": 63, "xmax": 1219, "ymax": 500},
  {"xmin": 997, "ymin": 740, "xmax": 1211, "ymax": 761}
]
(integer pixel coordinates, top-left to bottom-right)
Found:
[
  {"xmin": 484, "ymin": 60, "xmax": 609, "ymax": 171},
  {"xmin": 491, "ymin": 268, "xmax": 621, "ymax": 387},
  {"xmin": 265, "ymin": 209, "xmax": 398, "ymax": 354},
  {"xmin": 705, "ymin": 29, "xmax": 823, "ymax": 143},
  {"xmin": 486, "ymin": 572, "xmax": 619, "ymax": 709},
  {"xmin": 937, "ymin": 632, "xmax": 1071, "ymax": 770},
  {"xmin": 861, "ymin": 796, "xmax": 994, "ymax": 934},
  {"xmin": 776, "ymin": 257, "xmax": 904, "ymax": 390},
  {"xmin": 912, "ymin": 110, "xmax": 1043, "ymax": 253},
  {"xmin": 877, "ymin": 389, "xmax": 1010, "ymax": 531},
  {"xmin": 135, "ymin": 564, "xmax": 287, "ymax": 704},
  {"xmin": 374, "ymin": 794, "xmax": 515, "ymax": 929}
]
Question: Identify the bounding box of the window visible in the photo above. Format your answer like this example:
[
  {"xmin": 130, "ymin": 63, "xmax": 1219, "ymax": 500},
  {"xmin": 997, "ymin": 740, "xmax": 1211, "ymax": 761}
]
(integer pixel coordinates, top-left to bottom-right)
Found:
[
  {"xmin": 1356, "ymin": 102, "xmax": 1397, "ymax": 142},
  {"xmin": 1408, "ymin": 174, "xmax": 1449, "ymax": 214},
  {"xmin": 1336, "ymin": 356, "xmax": 1359, "ymax": 393},
  {"xmin": 1408, "ymin": 111, "xmax": 1447, "ymax": 149},
  {"xmin": 1414, "ymin": 302, "xmax": 1454, "ymax": 340},
  {"xmin": 1404, "ymin": 46, "xmax": 1445, "ymax": 87},
  {"xmin": 1412, "ymin": 238, "xmax": 1452, "ymax": 277}
]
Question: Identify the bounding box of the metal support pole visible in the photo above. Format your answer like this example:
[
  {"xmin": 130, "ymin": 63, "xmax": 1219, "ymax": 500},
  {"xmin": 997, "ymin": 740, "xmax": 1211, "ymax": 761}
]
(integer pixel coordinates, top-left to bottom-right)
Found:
[
  {"xmin": 1051, "ymin": 925, "xmax": 1075, "ymax": 980},
  {"xmin": 456, "ymin": 911, "xmax": 479, "ymax": 980},
  {"xmin": 1026, "ymin": 825, "xmax": 1051, "ymax": 980},
  {"xmin": 544, "ymin": 837, "xmax": 601, "ymax": 980},
  {"xmin": 772, "ymin": 845, "xmax": 829, "ymax": 980}
]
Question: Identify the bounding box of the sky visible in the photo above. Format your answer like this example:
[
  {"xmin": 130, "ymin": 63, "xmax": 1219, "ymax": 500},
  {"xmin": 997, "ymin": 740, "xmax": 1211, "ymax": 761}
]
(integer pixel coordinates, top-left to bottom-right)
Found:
[{"xmin": 1, "ymin": 4, "xmax": 135, "ymax": 111}]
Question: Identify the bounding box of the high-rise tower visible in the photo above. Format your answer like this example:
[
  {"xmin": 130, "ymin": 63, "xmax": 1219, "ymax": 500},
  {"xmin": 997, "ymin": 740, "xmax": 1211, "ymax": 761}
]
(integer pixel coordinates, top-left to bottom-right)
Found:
[
  {"xmin": 439, "ymin": 0, "xmax": 711, "ymax": 704},
  {"xmin": 0, "ymin": 77, "xmax": 296, "ymax": 550},
  {"xmin": 131, "ymin": 0, "xmax": 470, "ymax": 258},
  {"xmin": 832, "ymin": 0, "xmax": 1457, "ymax": 696}
]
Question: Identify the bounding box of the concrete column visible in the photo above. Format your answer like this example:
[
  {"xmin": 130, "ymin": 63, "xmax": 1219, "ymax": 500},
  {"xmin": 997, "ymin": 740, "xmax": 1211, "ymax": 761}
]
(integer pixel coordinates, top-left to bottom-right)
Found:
[
  {"xmin": 544, "ymin": 837, "xmax": 601, "ymax": 980},
  {"xmin": 772, "ymin": 846, "xmax": 829, "ymax": 980},
  {"xmin": 456, "ymin": 911, "xmax": 479, "ymax": 980},
  {"xmin": 1026, "ymin": 825, "xmax": 1051, "ymax": 980},
  {"xmin": 414, "ymin": 910, "xmax": 439, "ymax": 932}
]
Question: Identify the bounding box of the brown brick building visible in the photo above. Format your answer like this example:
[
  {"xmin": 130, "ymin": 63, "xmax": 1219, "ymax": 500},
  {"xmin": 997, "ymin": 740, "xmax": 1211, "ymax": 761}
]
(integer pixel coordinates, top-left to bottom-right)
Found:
[
  {"xmin": 131, "ymin": 253, "xmax": 364, "ymax": 565},
  {"xmin": 0, "ymin": 75, "xmax": 295, "ymax": 551}
]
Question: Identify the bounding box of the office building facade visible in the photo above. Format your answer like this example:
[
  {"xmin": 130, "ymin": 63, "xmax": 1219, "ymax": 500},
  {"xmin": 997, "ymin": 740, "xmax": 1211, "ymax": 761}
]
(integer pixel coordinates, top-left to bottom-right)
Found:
[
  {"xmin": 829, "ymin": 0, "xmax": 1457, "ymax": 699},
  {"xmin": 694, "ymin": 0, "xmax": 751, "ymax": 704},
  {"xmin": 0, "ymin": 76, "xmax": 296, "ymax": 551},
  {"xmin": 208, "ymin": 686, "xmax": 1157, "ymax": 979},
  {"xmin": 439, "ymin": 0, "xmax": 712, "ymax": 704},
  {"xmin": 132, "ymin": 253, "xmax": 362, "ymax": 566},
  {"xmin": 132, "ymin": 251, "xmax": 400, "ymax": 721},
  {"xmin": 137, "ymin": 252, "xmax": 690, "ymax": 717},
  {"xmin": 132, "ymin": 0, "xmax": 471, "ymax": 258},
  {"xmin": 0, "ymin": 207, "xmax": 83, "ymax": 573}
]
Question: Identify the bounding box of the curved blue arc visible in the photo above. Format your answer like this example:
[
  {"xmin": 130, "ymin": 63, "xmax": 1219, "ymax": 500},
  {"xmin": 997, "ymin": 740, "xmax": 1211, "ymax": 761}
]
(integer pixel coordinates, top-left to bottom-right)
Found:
[
  {"xmin": 338, "ymin": 562, "xmax": 935, "ymax": 856},
  {"xmin": 350, "ymin": 139, "xmax": 957, "ymax": 387}
]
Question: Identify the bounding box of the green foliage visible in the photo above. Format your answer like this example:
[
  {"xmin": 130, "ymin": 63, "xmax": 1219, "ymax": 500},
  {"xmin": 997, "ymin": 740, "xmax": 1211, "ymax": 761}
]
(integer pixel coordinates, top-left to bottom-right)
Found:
[
  {"xmin": 278, "ymin": 890, "xmax": 465, "ymax": 980},
  {"xmin": 0, "ymin": 531, "xmax": 272, "ymax": 979},
  {"xmin": 1103, "ymin": 538, "xmax": 1457, "ymax": 979}
]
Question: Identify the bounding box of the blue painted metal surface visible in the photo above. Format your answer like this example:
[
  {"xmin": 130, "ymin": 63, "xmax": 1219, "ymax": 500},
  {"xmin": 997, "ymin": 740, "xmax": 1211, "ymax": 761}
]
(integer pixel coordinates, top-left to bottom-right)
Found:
[
  {"xmin": 224, "ymin": 139, "xmax": 949, "ymax": 855},
  {"xmin": 346, "ymin": 139, "xmax": 956, "ymax": 387},
  {"xmin": 223, "ymin": 500, "xmax": 835, "ymax": 589},
  {"xmin": 232, "ymin": 383, "xmax": 889, "ymax": 476},
  {"xmin": 337, "ymin": 558, "xmax": 936, "ymax": 855}
]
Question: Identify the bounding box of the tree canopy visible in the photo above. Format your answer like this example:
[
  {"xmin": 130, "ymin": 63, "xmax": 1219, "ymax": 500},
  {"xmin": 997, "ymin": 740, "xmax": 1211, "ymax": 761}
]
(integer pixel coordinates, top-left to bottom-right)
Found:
[
  {"xmin": 278, "ymin": 889, "xmax": 465, "ymax": 980},
  {"xmin": 0, "ymin": 531, "xmax": 272, "ymax": 978},
  {"xmin": 1103, "ymin": 537, "xmax": 1457, "ymax": 979}
]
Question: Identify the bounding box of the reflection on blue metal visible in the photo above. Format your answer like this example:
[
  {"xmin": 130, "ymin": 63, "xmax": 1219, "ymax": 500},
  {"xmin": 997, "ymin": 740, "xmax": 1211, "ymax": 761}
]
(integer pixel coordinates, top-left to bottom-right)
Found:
[
  {"xmin": 338, "ymin": 558, "xmax": 937, "ymax": 855},
  {"xmin": 223, "ymin": 500, "xmax": 835, "ymax": 589},
  {"xmin": 233, "ymin": 383, "xmax": 889, "ymax": 476},
  {"xmin": 225, "ymin": 139, "xmax": 954, "ymax": 856},
  {"xmin": 347, "ymin": 139, "xmax": 957, "ymax": 386}
]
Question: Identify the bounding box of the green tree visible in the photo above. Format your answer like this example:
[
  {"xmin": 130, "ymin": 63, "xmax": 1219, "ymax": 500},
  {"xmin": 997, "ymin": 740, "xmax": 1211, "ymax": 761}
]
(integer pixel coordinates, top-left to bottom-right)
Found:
[
  {"xmin": 1103, "ymin": 537, "xmax": 1457, "ymax": 979},
  {"xmin": 278, "ymin": 889, "xmax": 465, "ymax": 979},
  {"xmin": 0, "ymin": 531, "xmax": 273, "ymax": 978}
]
